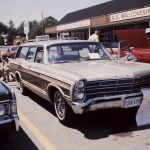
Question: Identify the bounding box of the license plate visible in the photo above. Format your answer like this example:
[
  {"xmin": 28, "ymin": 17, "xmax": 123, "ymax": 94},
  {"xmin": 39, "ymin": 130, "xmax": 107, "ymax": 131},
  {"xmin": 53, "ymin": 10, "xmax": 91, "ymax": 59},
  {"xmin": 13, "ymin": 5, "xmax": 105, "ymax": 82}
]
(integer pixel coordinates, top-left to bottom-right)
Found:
[{"xmin": 124, "ymin": 97, "xmax": 142, "ymax": 108}]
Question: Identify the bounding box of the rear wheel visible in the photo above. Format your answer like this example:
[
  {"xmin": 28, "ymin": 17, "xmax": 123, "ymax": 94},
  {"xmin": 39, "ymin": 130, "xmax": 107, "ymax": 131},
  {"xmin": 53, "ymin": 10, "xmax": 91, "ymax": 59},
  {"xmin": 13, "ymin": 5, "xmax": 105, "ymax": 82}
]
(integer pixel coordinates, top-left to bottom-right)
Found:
[{"xmin": 54, "ymin": 90, "xmax": 75, "ymax": 124}]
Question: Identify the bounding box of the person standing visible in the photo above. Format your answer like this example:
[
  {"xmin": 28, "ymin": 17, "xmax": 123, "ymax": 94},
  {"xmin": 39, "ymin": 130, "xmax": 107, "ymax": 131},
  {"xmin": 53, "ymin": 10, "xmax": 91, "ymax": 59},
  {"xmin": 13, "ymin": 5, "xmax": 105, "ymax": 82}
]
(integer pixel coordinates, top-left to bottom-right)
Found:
[
  {"xmin": 1, "ymin": 55, "xmax": 10, "ymax": 82},
  {"xmin": 88, "ymin": 30, "xmax": 100, "ymax": 42},
  {"xmin": 145, "ymin": 28, "xmax": 150, "ymax": 46}
]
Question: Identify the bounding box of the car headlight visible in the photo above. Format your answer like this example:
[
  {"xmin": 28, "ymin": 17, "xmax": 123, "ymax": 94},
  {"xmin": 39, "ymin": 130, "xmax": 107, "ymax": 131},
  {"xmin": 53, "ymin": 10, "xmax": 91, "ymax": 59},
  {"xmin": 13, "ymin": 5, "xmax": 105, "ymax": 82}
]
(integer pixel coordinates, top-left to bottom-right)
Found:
[
  {"xmin": 0, "ymin": 106, "xmax": 5, "ymax": 116},
  {"xmin": 76, "ymin": 80, "xmax": 85, "ymax": 90},
  {"xmin": 74, "ymin": 91, "xmax": 85, "ymax": 100}
]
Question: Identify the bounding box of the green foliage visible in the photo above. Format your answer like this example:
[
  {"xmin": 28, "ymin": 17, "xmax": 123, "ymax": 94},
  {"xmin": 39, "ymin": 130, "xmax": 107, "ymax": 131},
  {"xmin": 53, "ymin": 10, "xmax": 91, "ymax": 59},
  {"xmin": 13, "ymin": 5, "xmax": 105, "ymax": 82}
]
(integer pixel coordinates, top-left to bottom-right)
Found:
[
  {"xmin": 28, "ymin": 20, "xmax": 42, "ymax": 39},
  {"xmin": 41, "ymin": 16, "xmax": 58, "ymax": 28},
  {"xmin": 29, "ymin": 16, "xmax": 58, "ymax": 39},
  {"xmin": 7, "ymin": 20, "xmax": 17, "ymax": 45},
  {"xmin": 0, "ymin": 21, "xmax": 7, "ymax": 45},
  {"xmin": 16, "ymin": 22, "xmax": 25, "ymax": 37},
  {"xmin": 0, "ymin": 22, "xmax": 8, "ymax": 33},
  {"xmin": 0, "ymin": 15, "xmax": 58, "ymax": 43},
  {"xmin": 0, "ymin": 36, "xmax": 4, "ymax": 45}
]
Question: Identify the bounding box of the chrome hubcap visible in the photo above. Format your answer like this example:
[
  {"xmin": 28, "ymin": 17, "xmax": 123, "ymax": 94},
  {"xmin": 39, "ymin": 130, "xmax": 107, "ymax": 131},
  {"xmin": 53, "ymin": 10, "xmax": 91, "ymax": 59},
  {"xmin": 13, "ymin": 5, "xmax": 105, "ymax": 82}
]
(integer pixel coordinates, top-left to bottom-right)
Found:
[{"xmin": 54, "ymin": 91, "xmax": 65, "ymax": 120}]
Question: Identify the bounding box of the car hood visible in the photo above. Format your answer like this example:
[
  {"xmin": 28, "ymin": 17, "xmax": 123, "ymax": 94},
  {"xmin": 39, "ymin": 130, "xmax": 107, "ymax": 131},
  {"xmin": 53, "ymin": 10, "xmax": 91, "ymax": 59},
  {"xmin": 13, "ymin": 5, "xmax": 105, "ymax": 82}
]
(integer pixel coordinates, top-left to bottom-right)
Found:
[
  {"xmin": 0, "ymin": 82, "xmax": 12, "ymax": 101},
  {"xmin": 48, "ymin": 60, "xmax": 150, "ymax": 82}
]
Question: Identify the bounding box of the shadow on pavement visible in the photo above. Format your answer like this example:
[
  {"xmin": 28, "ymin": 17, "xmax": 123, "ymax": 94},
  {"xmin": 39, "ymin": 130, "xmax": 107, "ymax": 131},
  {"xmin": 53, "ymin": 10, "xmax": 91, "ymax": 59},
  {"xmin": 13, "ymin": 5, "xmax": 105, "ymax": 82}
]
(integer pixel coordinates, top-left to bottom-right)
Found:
[
  {"xmin": 0, "ymin": 126, "xmax": 38, "ymax": 150},
  {"xmin": 13, "ymin": 86, "xmax": 150, "ymax": 140}
]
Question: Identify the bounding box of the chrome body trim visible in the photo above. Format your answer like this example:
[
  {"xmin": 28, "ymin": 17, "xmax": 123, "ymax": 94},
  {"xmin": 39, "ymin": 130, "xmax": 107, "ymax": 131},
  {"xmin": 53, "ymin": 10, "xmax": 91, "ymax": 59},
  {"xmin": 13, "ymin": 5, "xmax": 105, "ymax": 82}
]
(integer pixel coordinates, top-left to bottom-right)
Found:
[
  {"xmin": 22, "ymin": 79, "xmax": 70, "ymax": 102},
  {"xmin": 0, "ymin": 116, "xmax": 19, "ymax": 131},
  {"xmin": 70, "ymin": 92, "xmax": 142, "ymax": 114}
]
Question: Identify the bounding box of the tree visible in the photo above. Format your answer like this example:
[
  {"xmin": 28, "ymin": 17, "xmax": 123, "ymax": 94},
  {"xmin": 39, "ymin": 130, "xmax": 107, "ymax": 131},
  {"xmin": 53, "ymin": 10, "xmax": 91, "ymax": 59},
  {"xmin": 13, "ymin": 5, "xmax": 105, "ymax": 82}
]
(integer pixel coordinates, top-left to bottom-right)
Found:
[
  {"xmin": 28, "ymin": 20, "xmax": 42, "ymax": 39},
  {"xmin": 0, "ymin": 36, "xmax": 4, "ymax": 45},
  {"xmin": 40, "ymin": 16, "xmax": 58, "ymax": 35},
  {"xmin": 7, "ymin": 20, "xmax": 17, "ymax": 45},
  {"xmin": 16, "ymin": 22, "xmax": 25, "ymax": 37},
  {"xmin": 0, "ymin": 22, "xmax": 7, "ymax": 45},
  {"xmin": 0, "ymin": 22, "xmax": 8, "ymax": 33},
  {"xmin": 41, "ymin": 16, "xmax": 58, "ymax": 28},
  {"xmin": 29, "ymin": 16, "xmax": 58, "ymax": 39}
]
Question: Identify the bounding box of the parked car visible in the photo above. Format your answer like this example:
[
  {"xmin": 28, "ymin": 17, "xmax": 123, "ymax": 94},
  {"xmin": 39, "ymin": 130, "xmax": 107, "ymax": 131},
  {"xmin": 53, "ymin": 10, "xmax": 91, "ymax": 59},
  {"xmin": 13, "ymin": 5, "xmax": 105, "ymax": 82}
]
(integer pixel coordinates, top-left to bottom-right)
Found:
[
  {"xmin": 0, "ymin": 46, "xmax": 18, "ymax": 61},
  {"xmin": 0, "ymin": 80, "xmax": 19, "ymax": 132},
  {"xmin": 102, "ymin": 41, "xmax": 137, "ymax": 61},
  {"xmin": 114, "ymin": 29, "xmax": 150, "ymax": 63},
  {"xmin": 10, "ymin": 39, "xmax": 150, "ymax": 124},
  {"xmin": 6, "ymin": 46, "xmax": 18, "ymax": 58}
]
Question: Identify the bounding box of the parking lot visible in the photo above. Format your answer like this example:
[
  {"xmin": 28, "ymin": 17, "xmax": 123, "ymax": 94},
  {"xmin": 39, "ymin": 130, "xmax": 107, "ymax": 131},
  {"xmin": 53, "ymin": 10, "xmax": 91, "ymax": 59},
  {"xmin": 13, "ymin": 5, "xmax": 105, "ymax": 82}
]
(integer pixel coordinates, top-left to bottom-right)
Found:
[
  {"xmin": 0, "ymin": 80, "xmax": 149, "ymax": 150},
  {"xmin": 0, "ymin": 0, "xmax": 150, "ymax": 149}
]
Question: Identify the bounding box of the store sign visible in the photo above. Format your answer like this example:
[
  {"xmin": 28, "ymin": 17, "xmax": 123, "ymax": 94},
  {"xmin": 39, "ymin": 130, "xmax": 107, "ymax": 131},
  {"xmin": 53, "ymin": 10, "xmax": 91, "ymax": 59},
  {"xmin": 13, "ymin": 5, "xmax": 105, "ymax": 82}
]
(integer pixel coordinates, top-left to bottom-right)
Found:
[
  {"xmin": 36, "ymin": 35, "xmax": 49, "ymax": 42},
  {"xmin": 91, "ymin": 16, "xmax": 109, "ymax": 27},
  {"xmin": 57, "ymin": 19, "xmax": 91, "ymax": 31},
  {"xmin": 110, "ymin": 7, "xmax": 150, "ymax": 22}
]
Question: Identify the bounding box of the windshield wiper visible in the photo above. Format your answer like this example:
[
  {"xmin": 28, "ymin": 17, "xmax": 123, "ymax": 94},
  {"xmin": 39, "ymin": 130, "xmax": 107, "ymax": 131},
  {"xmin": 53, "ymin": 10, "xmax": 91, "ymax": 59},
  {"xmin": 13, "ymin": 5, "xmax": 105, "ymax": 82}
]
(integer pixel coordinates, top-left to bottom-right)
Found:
[{"xmin": 80, "ymin": 58, "xmax": 101, "ymax": 61}]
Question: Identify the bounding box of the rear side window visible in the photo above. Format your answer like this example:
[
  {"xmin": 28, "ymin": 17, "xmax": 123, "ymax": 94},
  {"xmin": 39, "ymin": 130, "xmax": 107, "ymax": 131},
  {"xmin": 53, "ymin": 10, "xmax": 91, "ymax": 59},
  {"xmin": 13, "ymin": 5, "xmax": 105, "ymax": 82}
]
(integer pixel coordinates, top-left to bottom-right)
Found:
[
  {"xmin": 35, "ymin": 47, "xmax": 44, "ymax": 63},
  {"xmin": 16, "ymin": 47, "xmax": 29, "ymax": 59}
]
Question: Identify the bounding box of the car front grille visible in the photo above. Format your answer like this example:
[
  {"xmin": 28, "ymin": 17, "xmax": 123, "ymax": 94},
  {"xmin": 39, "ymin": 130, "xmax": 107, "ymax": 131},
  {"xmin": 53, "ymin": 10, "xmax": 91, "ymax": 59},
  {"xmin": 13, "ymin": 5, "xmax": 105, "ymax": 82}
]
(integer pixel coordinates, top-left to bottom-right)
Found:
[{"xmin": 85, "ymin": 74, "xmax": 150, "ymax": 100}]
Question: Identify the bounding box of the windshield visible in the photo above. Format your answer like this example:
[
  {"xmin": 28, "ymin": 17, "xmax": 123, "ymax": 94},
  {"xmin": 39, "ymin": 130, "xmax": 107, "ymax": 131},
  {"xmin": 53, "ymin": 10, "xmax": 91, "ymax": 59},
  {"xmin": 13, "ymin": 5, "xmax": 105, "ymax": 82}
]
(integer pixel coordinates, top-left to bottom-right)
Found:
[{"xmin": 47, "ymin": 42, "xmax": 111, "ymax": 63}]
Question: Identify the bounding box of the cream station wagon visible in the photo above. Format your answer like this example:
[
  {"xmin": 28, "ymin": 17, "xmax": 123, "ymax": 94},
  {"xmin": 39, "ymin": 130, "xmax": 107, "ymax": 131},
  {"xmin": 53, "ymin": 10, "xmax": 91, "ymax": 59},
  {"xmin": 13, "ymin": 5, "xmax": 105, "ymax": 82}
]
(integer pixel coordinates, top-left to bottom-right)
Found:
[{"xmin": 10, "ymin": 39, "xmax": 150, "ymax": 124}]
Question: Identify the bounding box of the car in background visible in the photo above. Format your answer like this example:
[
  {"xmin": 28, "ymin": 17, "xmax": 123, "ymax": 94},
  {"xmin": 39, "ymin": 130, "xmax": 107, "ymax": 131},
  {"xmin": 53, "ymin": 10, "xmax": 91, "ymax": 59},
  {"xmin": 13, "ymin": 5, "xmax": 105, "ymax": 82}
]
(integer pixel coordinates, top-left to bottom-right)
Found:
[
  {"xmin": 0, "ymin": 46, "xmax": 18, "ymax": 61},
  {"xmin": 0, "ymin": 80, "xmax": 19, "ymax": 132},
  {"xmin": 114, "ymin": 29, "xmax": 150, "ymax": 63},
  {"xmin": 102, "ymin": 41, "xmax": 137, "ymax": 61},
  {"xmin": 10, "ymin": 39, "xmax": 150, "ymax": 125}
]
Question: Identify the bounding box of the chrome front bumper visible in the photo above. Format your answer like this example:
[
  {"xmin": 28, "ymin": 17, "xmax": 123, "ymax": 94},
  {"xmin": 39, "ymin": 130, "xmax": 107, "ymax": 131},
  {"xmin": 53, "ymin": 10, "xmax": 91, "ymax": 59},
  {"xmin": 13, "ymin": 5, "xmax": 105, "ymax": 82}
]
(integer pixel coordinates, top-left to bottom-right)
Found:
[
  {"xmin": 0, "ymin": 116, "xmax": 19, "ymax": 132},
  {"xmin": 70, "ymin": 92, "xmax": 143, "ymax": 114}
]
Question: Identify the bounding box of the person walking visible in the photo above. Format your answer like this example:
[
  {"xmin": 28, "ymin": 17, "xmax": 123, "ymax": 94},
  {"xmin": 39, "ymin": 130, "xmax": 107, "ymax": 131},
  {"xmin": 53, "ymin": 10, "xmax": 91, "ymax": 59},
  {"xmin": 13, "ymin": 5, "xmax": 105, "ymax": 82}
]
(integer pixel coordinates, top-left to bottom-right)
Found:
[
  {"xmin": 1, "ymin": 55, "xmax": 10, "ymax": 82},
  {"xmin": 88, "ymin": 30, "xmax": 100, "ymax": 42}
]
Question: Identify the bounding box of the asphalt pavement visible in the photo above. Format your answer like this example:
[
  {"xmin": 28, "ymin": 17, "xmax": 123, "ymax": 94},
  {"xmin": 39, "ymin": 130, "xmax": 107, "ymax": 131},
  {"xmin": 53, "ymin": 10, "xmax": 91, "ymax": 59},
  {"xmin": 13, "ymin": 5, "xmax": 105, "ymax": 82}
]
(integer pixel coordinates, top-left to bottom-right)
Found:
[{"xmin": 0, "ymin": 80, "xmax": 150, "ymax": 150}]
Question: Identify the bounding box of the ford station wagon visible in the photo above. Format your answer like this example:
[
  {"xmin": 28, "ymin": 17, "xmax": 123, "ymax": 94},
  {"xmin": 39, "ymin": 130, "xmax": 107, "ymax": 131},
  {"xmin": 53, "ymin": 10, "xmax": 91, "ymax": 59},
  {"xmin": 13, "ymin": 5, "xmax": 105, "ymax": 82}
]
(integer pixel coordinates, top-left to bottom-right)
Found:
[{"xmin": 10, "ymin": 39, "xmax": 150, "ymax": 124}]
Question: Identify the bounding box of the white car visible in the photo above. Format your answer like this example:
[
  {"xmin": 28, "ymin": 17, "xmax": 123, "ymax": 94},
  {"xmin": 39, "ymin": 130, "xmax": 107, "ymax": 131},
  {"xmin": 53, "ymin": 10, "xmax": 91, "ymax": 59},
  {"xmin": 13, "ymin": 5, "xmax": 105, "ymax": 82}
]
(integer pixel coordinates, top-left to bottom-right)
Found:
[{"xmin": 10, "ymin": 39, "xmax": 150, "ymax": 124}]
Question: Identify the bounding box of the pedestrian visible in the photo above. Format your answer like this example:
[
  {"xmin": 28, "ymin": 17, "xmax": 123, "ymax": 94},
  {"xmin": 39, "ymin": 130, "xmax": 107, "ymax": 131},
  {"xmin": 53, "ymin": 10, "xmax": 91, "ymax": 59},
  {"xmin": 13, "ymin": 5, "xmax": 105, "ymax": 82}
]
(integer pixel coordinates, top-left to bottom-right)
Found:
[
  {"xmin": 88, "ymin": 30, "xmax": 100, "ymax": 42},
  {"xmin": 1, "ymin": 55, "xmax": 10, "ymax": 82},
  {"xmin": 0, "ymin": 65, "xmax": 4, "ymax": 78},
  {"xmin": 145, "ymin": 28, "xmax": 150, "ymax": 46}
]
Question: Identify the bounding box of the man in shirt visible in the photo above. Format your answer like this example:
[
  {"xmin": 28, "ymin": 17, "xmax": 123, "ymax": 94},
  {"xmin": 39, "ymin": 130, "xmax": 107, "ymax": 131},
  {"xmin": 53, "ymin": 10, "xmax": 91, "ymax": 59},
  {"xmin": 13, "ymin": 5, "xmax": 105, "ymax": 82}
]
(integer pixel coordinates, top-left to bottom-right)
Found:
[
  {"xmin": 88, "ymin": 30, "xmax": 100, "ymax": 42},
  {"xmin": 145, "ymin": 28, "xmax": 150, "ymax": 46}
]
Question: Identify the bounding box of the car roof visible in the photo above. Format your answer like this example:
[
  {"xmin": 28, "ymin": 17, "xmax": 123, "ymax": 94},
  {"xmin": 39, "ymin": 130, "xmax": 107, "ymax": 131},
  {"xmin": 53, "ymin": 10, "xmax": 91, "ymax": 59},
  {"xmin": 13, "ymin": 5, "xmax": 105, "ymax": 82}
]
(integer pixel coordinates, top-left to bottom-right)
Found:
[{"xmin": 20, "ymin": 39, "xmax": 97, "ymax": 47}]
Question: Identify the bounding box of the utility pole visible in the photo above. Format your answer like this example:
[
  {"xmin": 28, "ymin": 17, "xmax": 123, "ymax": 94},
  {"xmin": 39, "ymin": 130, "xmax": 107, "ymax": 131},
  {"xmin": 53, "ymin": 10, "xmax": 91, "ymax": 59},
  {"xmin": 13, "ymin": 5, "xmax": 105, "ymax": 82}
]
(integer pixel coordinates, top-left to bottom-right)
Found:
[
  {"xmin": 42, "ymin": 10, "xmax": 44, "ymax": 35},
  {"xmin": 24, "ymin": 21, "xmax": 29, "ymax": 41}
]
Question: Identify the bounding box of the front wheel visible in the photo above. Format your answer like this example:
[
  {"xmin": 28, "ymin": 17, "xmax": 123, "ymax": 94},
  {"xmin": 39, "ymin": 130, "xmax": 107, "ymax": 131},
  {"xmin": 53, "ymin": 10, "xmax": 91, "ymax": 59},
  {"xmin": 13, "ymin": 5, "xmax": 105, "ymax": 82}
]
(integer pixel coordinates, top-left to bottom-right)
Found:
[
  {"xmin": 54, "ymin": 90, "xmax": 75, "ymax": 125},
  {"xmin": 19, "ymin": 78, "xmax": 27, "ymax": 95}
]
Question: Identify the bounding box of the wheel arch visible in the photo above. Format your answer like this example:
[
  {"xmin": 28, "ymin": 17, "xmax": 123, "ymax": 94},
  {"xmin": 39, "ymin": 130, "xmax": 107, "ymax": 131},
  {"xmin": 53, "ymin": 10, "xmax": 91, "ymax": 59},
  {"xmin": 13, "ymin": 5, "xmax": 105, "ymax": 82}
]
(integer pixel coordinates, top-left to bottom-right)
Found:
[
  {"xmin": 15, "ymin": 71, "xmax": 22, "ymax": 82},
  {"xmin": 47, "ymin": 83, "xmax": 65, "ymax": 104}
]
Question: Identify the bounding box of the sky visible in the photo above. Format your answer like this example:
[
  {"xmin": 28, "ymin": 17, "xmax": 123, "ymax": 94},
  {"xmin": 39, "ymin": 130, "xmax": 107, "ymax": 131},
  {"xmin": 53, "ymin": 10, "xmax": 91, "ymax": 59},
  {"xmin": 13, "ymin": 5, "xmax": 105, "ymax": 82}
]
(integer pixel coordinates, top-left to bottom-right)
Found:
[{"xmin": 0, "ymin": 0, "xmax": 110, "ymax": 27}]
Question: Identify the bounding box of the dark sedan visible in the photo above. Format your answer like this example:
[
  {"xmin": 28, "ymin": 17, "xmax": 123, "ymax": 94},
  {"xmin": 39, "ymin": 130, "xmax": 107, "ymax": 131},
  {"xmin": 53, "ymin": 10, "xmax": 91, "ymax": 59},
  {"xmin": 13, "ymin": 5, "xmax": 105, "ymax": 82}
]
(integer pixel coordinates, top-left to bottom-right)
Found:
[{"xmin": 0, "ymin": 80, "xmax": 19, "ymax": 132}]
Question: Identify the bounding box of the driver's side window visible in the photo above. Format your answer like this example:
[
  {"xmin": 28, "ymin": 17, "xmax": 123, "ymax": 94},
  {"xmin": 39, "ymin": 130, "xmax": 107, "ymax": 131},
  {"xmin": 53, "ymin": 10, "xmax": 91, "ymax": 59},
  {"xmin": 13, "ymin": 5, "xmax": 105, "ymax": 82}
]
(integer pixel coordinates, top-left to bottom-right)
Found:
[{"xmin": 26, "ymin": 47, "xmax": 37, "ymax": 62}]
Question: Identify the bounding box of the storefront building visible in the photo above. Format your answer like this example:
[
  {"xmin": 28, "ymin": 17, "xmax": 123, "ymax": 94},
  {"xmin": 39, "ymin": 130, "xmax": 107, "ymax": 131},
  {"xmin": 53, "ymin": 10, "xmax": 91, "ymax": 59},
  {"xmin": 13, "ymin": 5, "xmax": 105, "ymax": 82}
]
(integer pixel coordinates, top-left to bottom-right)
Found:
[{"xmin": 45, "ymin": 0, "xmax": 150, "ymax": 42}]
